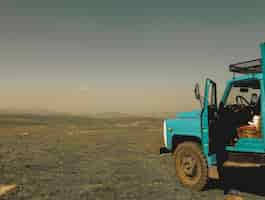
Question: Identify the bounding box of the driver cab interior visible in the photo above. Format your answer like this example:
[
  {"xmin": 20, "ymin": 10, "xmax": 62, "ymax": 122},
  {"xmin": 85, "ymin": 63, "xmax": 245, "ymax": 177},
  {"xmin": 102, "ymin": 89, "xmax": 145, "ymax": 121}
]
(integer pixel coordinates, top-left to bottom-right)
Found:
[{"xmin": 219, "ymin": 79, "xmax": 262, "ymax": 145}]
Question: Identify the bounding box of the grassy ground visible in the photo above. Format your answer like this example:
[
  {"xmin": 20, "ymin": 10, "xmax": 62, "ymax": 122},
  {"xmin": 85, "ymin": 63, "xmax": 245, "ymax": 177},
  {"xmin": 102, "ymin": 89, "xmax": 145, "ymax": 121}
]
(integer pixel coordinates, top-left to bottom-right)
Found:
[{"xmin": 0, "ymin": 114, "xmax": 264, "ymax": 200}]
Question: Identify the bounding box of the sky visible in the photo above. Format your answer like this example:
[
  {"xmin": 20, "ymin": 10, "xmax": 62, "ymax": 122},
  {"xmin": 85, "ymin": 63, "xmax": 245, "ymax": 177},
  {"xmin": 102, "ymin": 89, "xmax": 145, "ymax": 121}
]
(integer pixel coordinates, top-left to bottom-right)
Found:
[{"xmin": 0, "ymin": 0, "xmax": 265, "ymax": 115}]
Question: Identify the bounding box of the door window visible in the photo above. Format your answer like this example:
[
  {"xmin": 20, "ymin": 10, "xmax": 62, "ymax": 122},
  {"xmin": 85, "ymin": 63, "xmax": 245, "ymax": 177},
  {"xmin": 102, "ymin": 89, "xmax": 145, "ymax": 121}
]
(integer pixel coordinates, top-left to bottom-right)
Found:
[{"xmin": 207, "ymin": 82, "xmax": 217, "ymax": 106}]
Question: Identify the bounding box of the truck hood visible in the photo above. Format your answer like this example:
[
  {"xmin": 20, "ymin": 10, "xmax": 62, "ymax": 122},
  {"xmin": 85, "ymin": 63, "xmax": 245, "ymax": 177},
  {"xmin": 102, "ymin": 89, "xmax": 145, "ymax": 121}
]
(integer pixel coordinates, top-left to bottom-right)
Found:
[
  {"xmin": 164, "ymin": 110, "xmax": 202, "ymax": 150},
  {"xmin": 176, "ymin": 110, "xmax": 201, "ymax": 119}
]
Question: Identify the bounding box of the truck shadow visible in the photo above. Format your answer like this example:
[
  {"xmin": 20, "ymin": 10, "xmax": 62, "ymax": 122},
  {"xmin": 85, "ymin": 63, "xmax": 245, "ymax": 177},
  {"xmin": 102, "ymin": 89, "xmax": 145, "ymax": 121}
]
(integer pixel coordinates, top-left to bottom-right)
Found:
[{"xmin": 208, "ymin": 167, "xmax": 265, "ymax": 197}]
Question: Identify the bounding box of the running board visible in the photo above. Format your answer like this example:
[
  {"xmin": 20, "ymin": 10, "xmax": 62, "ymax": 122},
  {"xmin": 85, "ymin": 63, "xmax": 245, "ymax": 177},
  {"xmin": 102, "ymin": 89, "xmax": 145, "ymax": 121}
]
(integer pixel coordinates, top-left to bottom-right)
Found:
[{"xmin": 223, "ymin": 161, "xmax": 264, "ymax": 168}]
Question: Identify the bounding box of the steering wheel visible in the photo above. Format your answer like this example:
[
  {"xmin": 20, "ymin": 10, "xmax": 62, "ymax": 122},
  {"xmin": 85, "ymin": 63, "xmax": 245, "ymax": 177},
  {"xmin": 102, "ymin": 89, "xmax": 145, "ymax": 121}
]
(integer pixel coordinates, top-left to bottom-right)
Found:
[
  {"xmin": 236, "ymin": 95, "xmax": 250, "ymax": 106},
  {"xmin": 235, "ymin": 95, "xmax": 255, "ymax": 115},
  {"xmin": 227, "ymin": 104, "xmax": 245, "ymax": 113}
]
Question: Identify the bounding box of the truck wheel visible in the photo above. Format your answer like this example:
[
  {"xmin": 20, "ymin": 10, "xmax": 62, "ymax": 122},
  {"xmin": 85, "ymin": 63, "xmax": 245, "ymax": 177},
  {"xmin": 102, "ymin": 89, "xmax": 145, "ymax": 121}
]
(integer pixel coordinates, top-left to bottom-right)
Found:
[{"xmin": 174, "ymin": 142, "xmax": 208, "ymax": 191}]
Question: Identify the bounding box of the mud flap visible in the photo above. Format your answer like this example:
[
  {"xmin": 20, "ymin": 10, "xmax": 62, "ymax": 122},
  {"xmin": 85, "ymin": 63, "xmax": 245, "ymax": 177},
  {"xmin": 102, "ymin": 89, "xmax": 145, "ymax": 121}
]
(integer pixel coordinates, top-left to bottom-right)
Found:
[{"xmin": 208, "ymin": 166, "xmax": 219, "ymax": 179}]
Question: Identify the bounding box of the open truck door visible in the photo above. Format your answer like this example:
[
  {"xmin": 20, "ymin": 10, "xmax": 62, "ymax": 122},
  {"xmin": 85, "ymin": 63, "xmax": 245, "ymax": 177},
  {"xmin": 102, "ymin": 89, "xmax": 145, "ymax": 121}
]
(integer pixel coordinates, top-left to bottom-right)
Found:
[
  {"xmin": 201, "ymin": 79, "xmax": 217, "ymax": 157},
  {"xmin": 261, "ymin": 42, "xmax": 265, "ymax": 152}
]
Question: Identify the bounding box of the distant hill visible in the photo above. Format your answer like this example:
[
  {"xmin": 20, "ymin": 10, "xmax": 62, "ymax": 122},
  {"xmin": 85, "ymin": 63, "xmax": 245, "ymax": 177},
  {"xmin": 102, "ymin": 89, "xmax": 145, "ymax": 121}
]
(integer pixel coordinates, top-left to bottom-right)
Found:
[
  {"xmin": 0, "ymin": 109, "xmax": 176, "ymax": 119},
  {"xmin": 0, "ymin": 108, "xmax": 67, "ymax": 116},
  {"xmin": 92, "ymin": 112, "xmax": 138, "ymax": 118}
]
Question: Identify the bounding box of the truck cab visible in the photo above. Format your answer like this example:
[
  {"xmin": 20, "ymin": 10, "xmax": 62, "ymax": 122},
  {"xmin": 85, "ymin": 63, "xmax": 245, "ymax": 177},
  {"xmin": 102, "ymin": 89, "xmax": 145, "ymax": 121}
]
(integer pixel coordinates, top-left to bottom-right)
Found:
[{"xmin": 160, "ymin": 43, "xmax": 265, "ymax": 191}]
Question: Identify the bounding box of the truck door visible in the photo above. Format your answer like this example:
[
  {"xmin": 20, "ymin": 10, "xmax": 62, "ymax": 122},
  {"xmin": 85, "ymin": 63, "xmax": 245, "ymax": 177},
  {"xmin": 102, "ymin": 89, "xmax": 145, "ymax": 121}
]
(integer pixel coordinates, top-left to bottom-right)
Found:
[
  {"xmin": 201, "ymin": 79, "xmax": 217, "ymax": 156},
  {"xmin": 261, "ymin": 43, "xmax": 265, "ymax": 151}
]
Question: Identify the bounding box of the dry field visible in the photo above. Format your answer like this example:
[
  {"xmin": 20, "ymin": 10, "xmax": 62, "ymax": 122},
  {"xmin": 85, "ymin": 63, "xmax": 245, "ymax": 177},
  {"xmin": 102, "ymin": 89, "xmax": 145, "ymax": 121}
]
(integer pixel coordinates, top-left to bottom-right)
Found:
[{"xmin": 0, "ymin": 114, "xmax": 264, "ymax": 200}]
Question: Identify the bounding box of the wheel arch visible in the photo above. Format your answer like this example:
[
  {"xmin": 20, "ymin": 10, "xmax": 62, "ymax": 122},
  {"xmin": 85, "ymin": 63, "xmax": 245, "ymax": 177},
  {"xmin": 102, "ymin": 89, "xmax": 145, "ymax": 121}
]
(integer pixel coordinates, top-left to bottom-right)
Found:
[{"xmin": 172, "ymin": 135, "xmax": 202, "ymax": 153}]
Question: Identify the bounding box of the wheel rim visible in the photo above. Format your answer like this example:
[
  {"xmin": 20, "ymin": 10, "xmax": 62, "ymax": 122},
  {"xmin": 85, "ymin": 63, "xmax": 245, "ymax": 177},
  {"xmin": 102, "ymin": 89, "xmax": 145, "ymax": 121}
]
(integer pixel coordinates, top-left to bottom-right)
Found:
[
  {"xmin": 177, "ymin": 152, "xmax": 202, "ymax": 185},
  {"xmin": 181, "ymin": 154, "xmax": 197, "ymax": 177}
]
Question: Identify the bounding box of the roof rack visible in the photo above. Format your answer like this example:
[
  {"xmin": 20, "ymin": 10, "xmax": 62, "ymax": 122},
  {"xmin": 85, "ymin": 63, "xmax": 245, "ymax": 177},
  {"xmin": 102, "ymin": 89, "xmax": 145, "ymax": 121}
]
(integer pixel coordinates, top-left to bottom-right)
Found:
[{"xmin": 229, "ymin": 58, "xmax": 262, "ymax": 74}]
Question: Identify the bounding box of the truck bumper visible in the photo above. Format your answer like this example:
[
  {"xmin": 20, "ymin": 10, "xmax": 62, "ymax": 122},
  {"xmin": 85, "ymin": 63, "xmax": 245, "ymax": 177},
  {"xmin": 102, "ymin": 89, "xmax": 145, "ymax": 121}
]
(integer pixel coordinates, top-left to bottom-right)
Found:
[{"xmin": 160, "ymin": 147, "xmax": 170, "ymax": 154}]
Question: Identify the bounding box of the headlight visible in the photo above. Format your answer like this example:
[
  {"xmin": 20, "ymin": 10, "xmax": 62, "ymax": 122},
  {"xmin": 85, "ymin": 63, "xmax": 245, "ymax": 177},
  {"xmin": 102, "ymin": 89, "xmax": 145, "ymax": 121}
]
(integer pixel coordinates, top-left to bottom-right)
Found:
[{"xmin": 163, "ymin": 120, "xmax": 167, "ymax": 147}]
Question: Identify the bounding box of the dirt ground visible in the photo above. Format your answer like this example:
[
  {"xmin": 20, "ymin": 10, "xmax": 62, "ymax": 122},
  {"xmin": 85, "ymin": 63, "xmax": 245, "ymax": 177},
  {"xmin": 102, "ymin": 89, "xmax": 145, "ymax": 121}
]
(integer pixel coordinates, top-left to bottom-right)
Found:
[{"xmin": 0, "ymin": 114, "xmax": 264, "ymax": 200}]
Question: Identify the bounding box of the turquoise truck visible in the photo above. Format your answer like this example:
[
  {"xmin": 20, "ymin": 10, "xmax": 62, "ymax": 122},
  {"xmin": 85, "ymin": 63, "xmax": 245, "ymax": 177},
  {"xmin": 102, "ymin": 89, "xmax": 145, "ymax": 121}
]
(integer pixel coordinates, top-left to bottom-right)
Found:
[{"xmin": 160, "ymin": 43, "xmax": 265, "ymax": 191}]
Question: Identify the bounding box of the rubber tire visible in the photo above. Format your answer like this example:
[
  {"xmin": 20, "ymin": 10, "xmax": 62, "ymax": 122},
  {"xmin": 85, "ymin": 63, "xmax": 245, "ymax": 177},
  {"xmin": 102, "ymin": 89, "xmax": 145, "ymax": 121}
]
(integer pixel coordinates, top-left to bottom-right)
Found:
[{"xmin": 173, "ymin": 142, "xmax": 208, "ymax": 191}]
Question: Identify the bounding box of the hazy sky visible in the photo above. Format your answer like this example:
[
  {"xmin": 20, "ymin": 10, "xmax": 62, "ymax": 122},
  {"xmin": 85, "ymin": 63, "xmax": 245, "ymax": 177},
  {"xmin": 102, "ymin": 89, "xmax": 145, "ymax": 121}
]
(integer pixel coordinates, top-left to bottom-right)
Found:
[{"xmin": 0, "ymin": 0, "xmax": 265, "ymax": 114}]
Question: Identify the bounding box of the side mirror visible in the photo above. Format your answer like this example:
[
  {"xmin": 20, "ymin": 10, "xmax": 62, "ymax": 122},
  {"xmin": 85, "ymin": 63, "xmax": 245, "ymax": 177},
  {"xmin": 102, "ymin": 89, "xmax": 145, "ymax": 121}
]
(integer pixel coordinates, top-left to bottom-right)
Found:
[{"xmin": 194, "ymin": 83, "xmax": 201, "ymax": 100}]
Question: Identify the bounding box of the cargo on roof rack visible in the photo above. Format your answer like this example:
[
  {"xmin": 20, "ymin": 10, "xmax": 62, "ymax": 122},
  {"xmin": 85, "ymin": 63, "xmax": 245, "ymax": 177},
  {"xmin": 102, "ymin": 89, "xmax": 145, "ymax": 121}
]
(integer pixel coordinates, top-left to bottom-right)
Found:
[{"xmin": 229, "ymin": 58, "xmax": 262, "ymax": 74}]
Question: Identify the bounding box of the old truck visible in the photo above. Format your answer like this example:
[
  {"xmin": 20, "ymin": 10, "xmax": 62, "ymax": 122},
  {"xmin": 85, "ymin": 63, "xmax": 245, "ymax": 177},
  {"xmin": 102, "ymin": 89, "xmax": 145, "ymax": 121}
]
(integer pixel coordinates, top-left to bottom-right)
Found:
[{"xmin": 160, "ymin": 42, "xmax": 265, "ymax": 191}]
